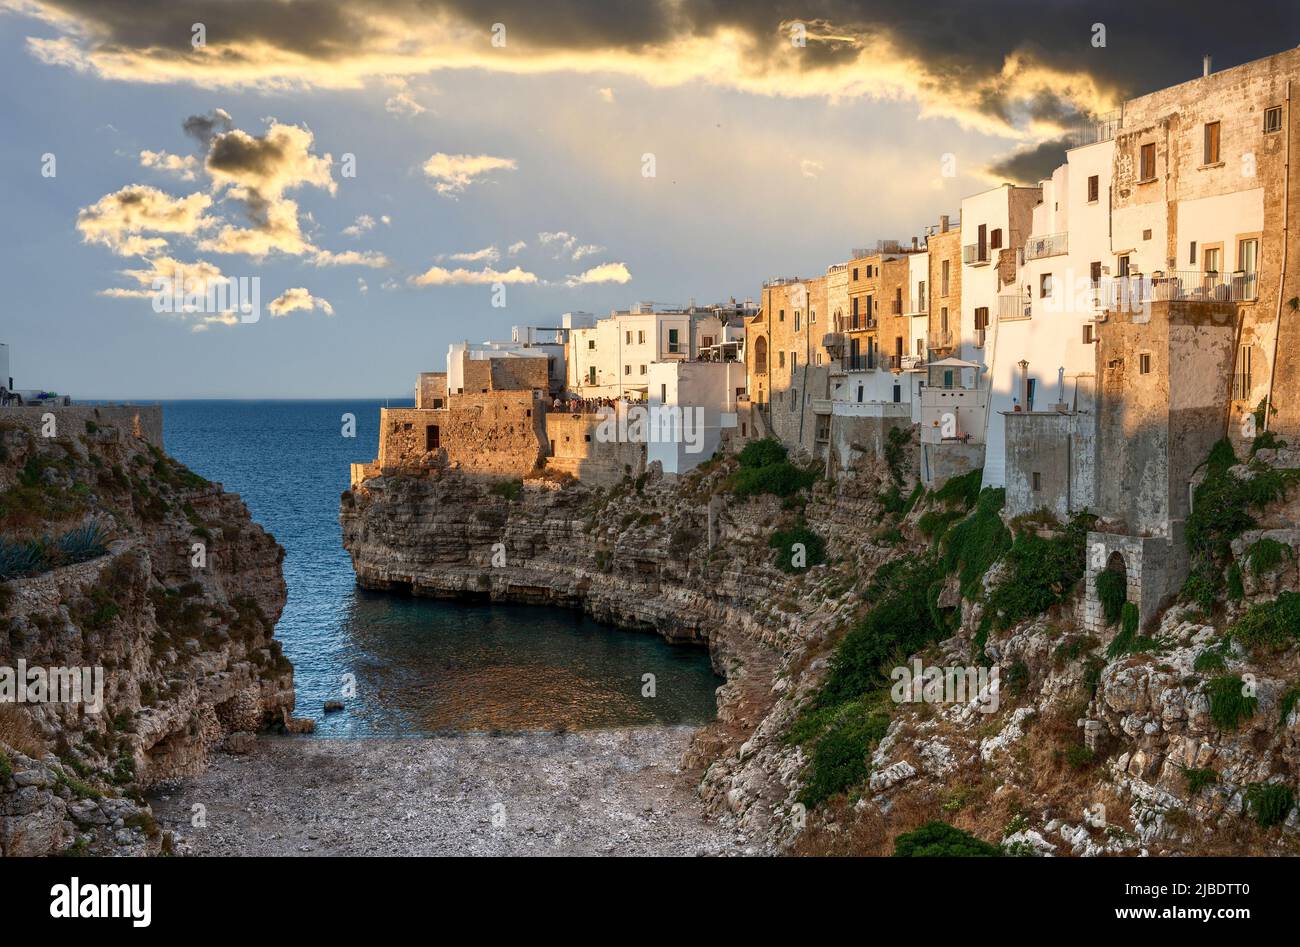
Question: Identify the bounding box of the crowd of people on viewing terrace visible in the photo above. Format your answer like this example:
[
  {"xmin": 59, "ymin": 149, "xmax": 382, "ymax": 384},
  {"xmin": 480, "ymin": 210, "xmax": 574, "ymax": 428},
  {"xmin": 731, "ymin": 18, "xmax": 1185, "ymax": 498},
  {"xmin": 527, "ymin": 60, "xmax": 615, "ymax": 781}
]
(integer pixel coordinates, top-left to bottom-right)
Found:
[{"xmin": 549, "ymin": 395, "xmax": 642, "ymax": 415}]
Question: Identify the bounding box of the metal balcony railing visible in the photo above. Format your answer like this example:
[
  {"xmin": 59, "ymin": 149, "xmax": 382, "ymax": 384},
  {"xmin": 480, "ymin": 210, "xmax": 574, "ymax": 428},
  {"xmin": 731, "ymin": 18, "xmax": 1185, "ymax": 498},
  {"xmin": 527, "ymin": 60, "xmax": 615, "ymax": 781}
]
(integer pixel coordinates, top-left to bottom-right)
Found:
[
  {"xmin": 998, "ymin": 293, "xmax": 1032, "ymax": 320},
  {"xmin": 1100, "ymin": 270, "xmax": 1259, "ymax": 307},
  {"xmin": 845, "ymin": 355, "xmax": 877, "ymax": 371},
  {"xmin": 1025, "ymin": 232, "xmax": 1068, "ymax": 260}
]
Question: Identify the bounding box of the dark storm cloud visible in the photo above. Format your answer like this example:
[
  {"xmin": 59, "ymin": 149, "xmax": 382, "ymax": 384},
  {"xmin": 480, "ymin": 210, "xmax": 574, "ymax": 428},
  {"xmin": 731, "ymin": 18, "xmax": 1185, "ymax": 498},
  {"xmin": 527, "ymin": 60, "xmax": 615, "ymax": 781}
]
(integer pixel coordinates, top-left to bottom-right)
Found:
[
  {"xmin": 985, "ymin": 135, "xmax": 1072, "ymax": 185},
  {"xmin": 15, "ymin": 1, "xmax": 1300, "ymax": 122},
  {"xmin": 182, "ymin": 108, "xmax": 233, "ymax": 148}
]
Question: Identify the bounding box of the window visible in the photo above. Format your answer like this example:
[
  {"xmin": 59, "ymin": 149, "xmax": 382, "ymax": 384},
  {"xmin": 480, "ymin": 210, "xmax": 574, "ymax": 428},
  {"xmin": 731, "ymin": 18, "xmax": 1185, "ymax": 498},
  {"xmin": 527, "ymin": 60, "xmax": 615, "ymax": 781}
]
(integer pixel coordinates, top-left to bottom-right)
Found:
[
  {"xmin": 978, "ymin": 223, "xmax": 988, "ymax": 260},
  {"xmin": 426, "ymin": 425, "xmax": 440, "ymax": 451},
  {"xmin": 778, "ymin": 309, "xmax": 785, "ymax": 322},
  {"xmin": 794, "ymin": 310, "xmax": 801, "ymax": 332},
  {"xmin": 941, "ymin": 306, "xmax": 949, "ymax": 331},
  {"xmin": 1139, "ymin": 353, "xmax": 1152, "ymax": 375},
  {"xmin": 624, "ymin": 364, "xmax": 631, "ymax": 375},
  {"xmin": 1265, "ymin": 105, "xmax": 1283, "ymax": 134},
  {"xmin": 790, "ymin": 389, "xmax": 798, "ymax": 412},
  {"xmin": 661, "ymin": 384, "xmax": 667, "ymax": 402},
  {"xmin": 1032, "ymin": 472, "xmax": 1041, "ymax": 492},
  {"xmin": 1203, "ymin": 121, "xmax": 1221, "ymax": 164},
  {"xmin": 941, "ymin": 260, "xmax": 950, "ymax": 296},
  {"xmin": 626, "ymin": 330, "xmax": 632, "ymax": 344},
  {"xmin": 852, "ymin": 267, "xmax": 859, "ymax": 281},
  {"xmin": 990, "ymin": 228, "xmax": 1003, "ymax": 250},
  {"xmin": 865, "ymin": 296, "xmax": 873, "ymax": 320},
  {"xmin": 588, "ymin": 366, "xmax": 596, "ymax": 384},
  {"xmin": 638, "ymin": 330, "xmax": 645, "ymax": 344},
  {"xmin": 1040, "ymin": 273, "xmax": 1053, "ymax": 298},
  {"xmin": 1087, "ymin": 174, "xmax": 1099, "ymax": 202},
  {"xmin": 916, "ymin": 339, "xmax": 924, "ymax": 356},
  {"xmin": 778, "ymin": 351, "xmax": 786, "ymax": 368},
  {"xmin": 668, "ymin": 327, "xmax": 680, "ymax": 352},
  {"xmin": 851, "ymin": 296, "xmax": 860, "ymax": 325},
  {"xmin": 640, "ymin": 364, "xmax": 647, "ymax": 375},
  {"xmin": 1142, "ymin": 229, "xmax": 1152, "ymax": 241},
  {"xmin": 974, "ymin": 307, "xmax": 989, "ymax": 330},
  {"xmin": 1239, "ymin": 237, "xmax": 1260, "ymax": 299},
  {"xmin": 588, "ymin": 340, "xmax": 596, "ymax": 349},
  {"xmin": 1204, "ymin": 246, "xmax": 1221, "ymax": 274},
  {"xmin": 1140, "ymin": 142, "xmax": 1156, "ymax": 181},
  {"xmin": 1189, "ymin": 240, "xmax": 1197, "ymax": 265},
  {"xmin": 1118, "ymin": 254, "xmax": 1131, "ymax": 277},
  {"xmin": 1089, "ymin": 261, "xmax": 1102, "ymax": 285},
  {"xmin": 917, "ymin": 280, "xmax": 926, "ymax": 310},
  {"xmin": 791, "ymin": 352, "xmax": 798, "ymax": 372},
  {"xmin": 1083, "ymin": 323, "xmax": 1094, "ymax": 344},
  {"xmin": 701, "ymin": 335, "xmax": 714, "ymax": 347}
]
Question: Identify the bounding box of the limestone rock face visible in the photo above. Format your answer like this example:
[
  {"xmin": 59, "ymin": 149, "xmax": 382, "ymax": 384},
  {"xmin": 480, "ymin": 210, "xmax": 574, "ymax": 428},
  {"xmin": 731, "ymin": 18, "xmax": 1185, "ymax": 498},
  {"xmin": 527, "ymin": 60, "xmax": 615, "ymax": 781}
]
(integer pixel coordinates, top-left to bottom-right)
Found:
[{"xmin": 0, "ymin": 413, "xmax": 293, "ymax": 856}]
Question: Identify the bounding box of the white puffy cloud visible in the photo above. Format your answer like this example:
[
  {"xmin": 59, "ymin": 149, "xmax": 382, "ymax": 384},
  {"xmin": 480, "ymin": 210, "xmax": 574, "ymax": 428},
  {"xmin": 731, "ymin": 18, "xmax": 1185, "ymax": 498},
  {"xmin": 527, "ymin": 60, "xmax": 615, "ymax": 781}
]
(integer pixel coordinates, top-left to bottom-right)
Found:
[
  {"xmin": 421, "ymin": 153, "xmax": 516, "ymax": 196},
  {"xmin": 565, "ymin": 262, "xmax": 631, "ymax": 286},
  {"xmin": 139, "ymin": 149, "xmax": 198, "ymax": 181}
]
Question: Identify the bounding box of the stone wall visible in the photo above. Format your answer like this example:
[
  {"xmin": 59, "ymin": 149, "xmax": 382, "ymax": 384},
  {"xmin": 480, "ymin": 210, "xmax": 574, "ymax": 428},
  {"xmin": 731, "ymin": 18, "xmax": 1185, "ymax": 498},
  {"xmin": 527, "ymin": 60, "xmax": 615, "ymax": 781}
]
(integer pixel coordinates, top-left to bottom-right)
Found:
[
  {"xmin": 376, "ymin": 392, "xmax": 548, "ymax": 479},
  {"xmin": 1095, "ymin": 300, "xmax": 1235, "ymax": 536},
  {"xmin": 1004, "ymin": 407, "xmax": 1097, "ymax": 522},
  {"xmin": 416, "ymin": 373, "xmax": 447, "ymax": 409},
  {"xmin": 920, "ymin": 438, "xmax": 984, "ymax": 489},
  {"xmin": 544, "ymin": 412, "xmax": 646, "ymax": 486},
  {"xmin": 0, "ymin": 404, "xmax": 163, "ymax": 447},
  {"xmin": 462, "ymin": 353, "xmax": 550, "ymax": 394},
  {"xmin": 1083, "ymin": 530, "xmax": 1186, "ymax": 634}
]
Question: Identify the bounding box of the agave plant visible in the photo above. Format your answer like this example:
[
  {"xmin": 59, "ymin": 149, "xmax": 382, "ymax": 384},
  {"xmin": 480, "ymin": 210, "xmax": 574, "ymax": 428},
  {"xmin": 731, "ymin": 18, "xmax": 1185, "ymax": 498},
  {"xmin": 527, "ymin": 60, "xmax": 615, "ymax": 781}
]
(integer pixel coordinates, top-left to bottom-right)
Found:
[
  {"xmin": 56, "ymin": 520, "xmax": 108, "ymax": 564},
  {"xmin": 0, "ymin": 537, "xmax": 43, "ymax": 580}
]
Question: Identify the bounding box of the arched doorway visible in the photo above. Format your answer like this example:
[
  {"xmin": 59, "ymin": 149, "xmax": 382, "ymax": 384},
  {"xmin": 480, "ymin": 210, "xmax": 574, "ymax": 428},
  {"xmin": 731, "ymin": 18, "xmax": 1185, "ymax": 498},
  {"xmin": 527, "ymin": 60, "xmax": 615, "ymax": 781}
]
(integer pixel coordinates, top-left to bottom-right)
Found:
[
  {"xmin": 753, "ymin": 336, "xmax": 768, "ymax": 376},
  {"xmin": 1097, "ymin": 551, "xmax": 1128, "ymax": 625}
]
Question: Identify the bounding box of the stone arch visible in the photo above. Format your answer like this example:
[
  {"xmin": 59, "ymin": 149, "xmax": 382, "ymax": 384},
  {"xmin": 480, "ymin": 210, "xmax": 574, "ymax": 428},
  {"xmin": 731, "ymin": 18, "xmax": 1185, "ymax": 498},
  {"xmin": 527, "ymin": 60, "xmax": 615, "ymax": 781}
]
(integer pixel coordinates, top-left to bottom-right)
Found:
[{"xmin": 753, "ymin": 335, "xmax": 768, "ymax": 375}]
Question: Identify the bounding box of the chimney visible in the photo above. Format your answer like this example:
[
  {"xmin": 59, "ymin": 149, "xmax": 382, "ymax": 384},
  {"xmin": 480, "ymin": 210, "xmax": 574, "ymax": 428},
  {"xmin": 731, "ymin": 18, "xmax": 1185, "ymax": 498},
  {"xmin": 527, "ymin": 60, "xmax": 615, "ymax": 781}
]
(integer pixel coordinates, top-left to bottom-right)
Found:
[
  {"xmin": 1203, "ymin": 54, "xmax": 1212, "ymax": 77},
  {"xmin": 912, "ymin": 236, "xmax": 919, "ymax": 251},
  {"xmin": 940, "ymin": 215, "xmax": 950, "ymax": 233}
]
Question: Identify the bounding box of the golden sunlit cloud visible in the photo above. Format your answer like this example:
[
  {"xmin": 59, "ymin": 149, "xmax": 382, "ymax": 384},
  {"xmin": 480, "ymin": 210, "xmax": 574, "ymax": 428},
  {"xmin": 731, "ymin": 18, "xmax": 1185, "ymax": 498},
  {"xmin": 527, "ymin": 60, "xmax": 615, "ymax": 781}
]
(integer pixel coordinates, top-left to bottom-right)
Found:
[
  {"xmin": 409, "ymin": 264, "xmax": 538, "ymax": 286},
  {"xmin": 565, "ymin": 262, "xmax": 631, "ymax": 286},
  {"xmin": 269, "ymin": 286, "xmax": 334, "ymax": 317}
]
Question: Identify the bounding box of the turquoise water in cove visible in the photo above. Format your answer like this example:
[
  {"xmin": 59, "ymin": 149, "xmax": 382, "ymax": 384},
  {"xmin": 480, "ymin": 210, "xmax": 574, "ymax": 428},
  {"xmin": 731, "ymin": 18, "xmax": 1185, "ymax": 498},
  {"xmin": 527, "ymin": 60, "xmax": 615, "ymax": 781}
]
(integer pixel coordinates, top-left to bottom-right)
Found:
[{"xmin": 155, "ymin": 400, "xmax": 720, "ymax": 736}]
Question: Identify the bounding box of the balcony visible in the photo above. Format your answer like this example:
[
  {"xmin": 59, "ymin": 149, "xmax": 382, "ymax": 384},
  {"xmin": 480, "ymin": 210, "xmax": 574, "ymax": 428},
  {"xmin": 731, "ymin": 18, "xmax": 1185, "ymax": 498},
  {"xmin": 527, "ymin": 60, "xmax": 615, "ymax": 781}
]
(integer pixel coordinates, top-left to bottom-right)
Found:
[
  {"xmin": 1025, "ymin": 232, "xmax": 1067, "ymax": 260},
  {"xmin": 1100, "ymin": 270, "xmax": 1259, "ymax": 308},
  {"xmin": 845, "ymin": 355, "xmax": 878, "ymax": 372},
  {"xmin": 963, "ymin": 243, "xmax": 991, "ymax": 265},
  {"xmin": 927, "ymin": 329, "xmax": 954, "ymax": 351},
  {"xmin": 998, "ymin": 293, "xmax": 1032, "ymax": 320}
]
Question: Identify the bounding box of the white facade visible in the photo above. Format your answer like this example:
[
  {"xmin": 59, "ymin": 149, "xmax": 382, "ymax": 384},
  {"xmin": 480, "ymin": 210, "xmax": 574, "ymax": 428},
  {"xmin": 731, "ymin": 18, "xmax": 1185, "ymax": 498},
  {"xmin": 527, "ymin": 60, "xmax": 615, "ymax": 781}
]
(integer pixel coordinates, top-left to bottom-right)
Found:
[
  {"xmin": 645, "ymin": 360, "xmax": 746, "ymax": 474},
  {"xmin": 567, "ymin": 308, "xmax": 724, "ymax": 397}
]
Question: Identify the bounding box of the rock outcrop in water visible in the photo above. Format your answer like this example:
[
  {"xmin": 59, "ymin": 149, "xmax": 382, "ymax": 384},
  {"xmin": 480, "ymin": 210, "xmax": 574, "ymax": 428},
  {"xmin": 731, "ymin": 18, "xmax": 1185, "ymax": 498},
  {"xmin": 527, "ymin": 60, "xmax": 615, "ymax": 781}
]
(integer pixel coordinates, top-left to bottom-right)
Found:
[
  {"xmin": 342, "ymin": 441, "xmax": 1300, "ymax": 856},
  {"xmin": 0, "ymin": 408, "xmax": 293, "ymax": 856}
]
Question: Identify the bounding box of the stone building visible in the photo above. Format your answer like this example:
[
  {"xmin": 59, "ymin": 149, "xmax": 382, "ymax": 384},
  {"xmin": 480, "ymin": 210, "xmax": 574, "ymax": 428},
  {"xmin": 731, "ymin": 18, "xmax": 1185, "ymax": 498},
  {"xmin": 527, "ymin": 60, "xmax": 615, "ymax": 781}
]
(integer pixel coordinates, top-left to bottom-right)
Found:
[{"xmin": 747, "ymin": 274, "xmax": 832, "ymax": 456}]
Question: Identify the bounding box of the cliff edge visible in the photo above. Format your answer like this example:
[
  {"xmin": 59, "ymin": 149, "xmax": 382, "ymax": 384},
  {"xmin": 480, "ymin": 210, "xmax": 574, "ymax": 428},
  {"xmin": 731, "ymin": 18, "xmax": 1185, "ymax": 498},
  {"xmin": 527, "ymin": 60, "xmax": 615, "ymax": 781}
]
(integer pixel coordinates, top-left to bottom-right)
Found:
[{"xmin": 0, "ymin": 406, "xmax": 294, "ymax": 856}]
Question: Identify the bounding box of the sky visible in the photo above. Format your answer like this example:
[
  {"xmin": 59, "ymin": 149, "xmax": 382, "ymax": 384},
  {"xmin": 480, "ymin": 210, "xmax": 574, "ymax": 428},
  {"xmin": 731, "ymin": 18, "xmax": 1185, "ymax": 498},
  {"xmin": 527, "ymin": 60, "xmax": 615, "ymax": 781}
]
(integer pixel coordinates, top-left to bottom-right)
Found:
[{"xmin": 1, "ymin": 1, "xmax": 1297, "ymax": 398}]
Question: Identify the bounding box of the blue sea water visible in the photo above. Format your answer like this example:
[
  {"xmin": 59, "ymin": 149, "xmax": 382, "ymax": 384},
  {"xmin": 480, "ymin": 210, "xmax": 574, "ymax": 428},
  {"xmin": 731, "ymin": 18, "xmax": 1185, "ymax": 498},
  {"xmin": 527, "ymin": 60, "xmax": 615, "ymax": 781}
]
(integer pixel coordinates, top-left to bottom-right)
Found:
[{"xmin": 156, "ymin": 400, "xmax": 720, "ymax": 736}]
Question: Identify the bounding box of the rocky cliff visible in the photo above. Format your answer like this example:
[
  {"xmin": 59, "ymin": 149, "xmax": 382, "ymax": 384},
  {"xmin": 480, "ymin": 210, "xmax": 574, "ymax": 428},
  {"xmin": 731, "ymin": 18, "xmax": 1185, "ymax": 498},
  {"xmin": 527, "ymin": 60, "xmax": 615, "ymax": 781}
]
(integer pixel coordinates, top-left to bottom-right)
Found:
[
  {"xmin": 342, "ymin": 438, "xmax": 1300, "ymax": 857},
  {"xmin": 0, "ymin": 409, "xmax": 294, "ymax": 856}
]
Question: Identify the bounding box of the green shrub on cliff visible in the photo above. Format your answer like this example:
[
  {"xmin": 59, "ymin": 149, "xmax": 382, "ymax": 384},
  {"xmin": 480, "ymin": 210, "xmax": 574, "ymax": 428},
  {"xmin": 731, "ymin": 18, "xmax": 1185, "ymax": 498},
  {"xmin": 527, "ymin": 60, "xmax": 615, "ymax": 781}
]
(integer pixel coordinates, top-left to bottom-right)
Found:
[
  {"xmin": 1095, "ymin": 569, "xmax": 1127, "ymax": 625},
  {"xmin": 1245, "ymin": 782, "xmax": 1294, "ymax": 828},
  {"xmin": 489, "ymin": 479, "xmax": 523, "ymax": 501},
  {"xmin": 931, "ymin": 468, "xmax": 982, "ymax": 510},
  {"xmin": 984, "ymin": 511, "xmax": 1094, "ymax": 633},
  {"xmin": 1246, "ymin": 537, "xmax": 1291, "ymax": 576},
  {"xmin": 796, "ymin": 699, "xmax": 890, "ymax": 807},
  {"xmin": 1206, "ymin": 675, "xmax": 1258, "ymax": 730},
  {"xmin": 893, "ymin": 821, "xmax": 1000, "ymax": 857},
  {"xmin": 942, "ymin": 487, "xmax": 1010, "ymax": 600},
  {"xmin": 730, "ymin": 439, "xmax": 817, "ymax": 500},
  {"xmin": 1230, "ymin": 591, "xmax": 1300, "ymax": 652},
  {"xmin": 768, "ymin": 525, "xmax": 826, "ymax": 573}
]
